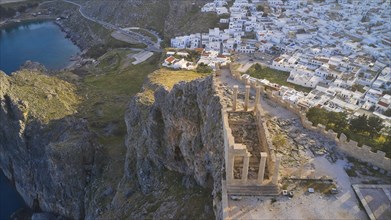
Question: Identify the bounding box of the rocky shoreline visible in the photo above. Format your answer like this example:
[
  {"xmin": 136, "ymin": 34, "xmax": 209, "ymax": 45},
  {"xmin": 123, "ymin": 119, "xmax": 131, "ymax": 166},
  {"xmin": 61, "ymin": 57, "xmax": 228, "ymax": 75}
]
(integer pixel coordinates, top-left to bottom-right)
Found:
[{"xmin": 54, "ymin": 19, "xmax": 88, "ymax": 51}]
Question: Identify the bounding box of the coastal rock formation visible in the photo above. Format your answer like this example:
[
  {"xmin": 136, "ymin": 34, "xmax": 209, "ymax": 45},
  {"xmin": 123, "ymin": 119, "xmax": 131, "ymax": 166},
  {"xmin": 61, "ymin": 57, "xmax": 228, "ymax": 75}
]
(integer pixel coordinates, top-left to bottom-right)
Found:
[
  {"xmin": 0, "ymin": 71, "xmax": 97, "ymax": 219},
  {"xmin": 123, "ymin": 76, "xmax": 224, "ymax": 218}
]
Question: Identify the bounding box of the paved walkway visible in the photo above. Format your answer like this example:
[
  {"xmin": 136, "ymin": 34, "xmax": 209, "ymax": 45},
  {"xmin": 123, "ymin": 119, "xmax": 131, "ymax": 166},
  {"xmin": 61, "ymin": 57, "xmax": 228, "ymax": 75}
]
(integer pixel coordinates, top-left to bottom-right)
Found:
[{"xmin": 131, "ymin": 51, "xmax": 154, "ymax": 65}]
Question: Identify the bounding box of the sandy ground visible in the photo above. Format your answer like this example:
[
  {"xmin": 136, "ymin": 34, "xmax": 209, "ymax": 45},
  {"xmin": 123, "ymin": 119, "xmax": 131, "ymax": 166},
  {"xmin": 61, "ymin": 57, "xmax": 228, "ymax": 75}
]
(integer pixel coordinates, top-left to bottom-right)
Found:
[{"xmin": 217, "ymin": 68, "xmax": 370, "ymax": 219}]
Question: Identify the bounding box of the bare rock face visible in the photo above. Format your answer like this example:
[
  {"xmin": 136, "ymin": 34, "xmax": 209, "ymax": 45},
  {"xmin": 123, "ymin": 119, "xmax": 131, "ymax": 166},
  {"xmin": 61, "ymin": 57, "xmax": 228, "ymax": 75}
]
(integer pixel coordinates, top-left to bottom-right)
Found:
[
  {"xmin": 124, "ymin": 76, "xmax": 224, "ymax": 218},
  {"xmin": 80, "ymin": 0, "xmax": 216, "ymax": 38},
  {"xmin": 0, "ymin": 72, "xmax": 97, "ymax": 219}
]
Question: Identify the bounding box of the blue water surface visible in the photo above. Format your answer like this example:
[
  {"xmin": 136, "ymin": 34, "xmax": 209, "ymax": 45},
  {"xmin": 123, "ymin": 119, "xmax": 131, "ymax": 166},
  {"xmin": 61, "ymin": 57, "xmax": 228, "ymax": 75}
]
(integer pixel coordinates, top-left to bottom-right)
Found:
[
  {"xmin": 0, "ymin": 20, "xmax": 80, "ymax": 219},
  {"xmin": 0, "ymin": 20, "xmax": 80, "ymax": 74},
  {"xmin": 0, "ymin": 171, "xmax": 26, "ymax": 220}
]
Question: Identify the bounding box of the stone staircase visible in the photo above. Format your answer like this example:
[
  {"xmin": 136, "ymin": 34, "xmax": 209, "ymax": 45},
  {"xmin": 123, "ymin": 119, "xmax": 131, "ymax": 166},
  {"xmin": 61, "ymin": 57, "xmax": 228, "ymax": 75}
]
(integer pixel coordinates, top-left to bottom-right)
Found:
[{"xmin": 227, "ymin": 184, "xmax": 280, "ymax": 196}]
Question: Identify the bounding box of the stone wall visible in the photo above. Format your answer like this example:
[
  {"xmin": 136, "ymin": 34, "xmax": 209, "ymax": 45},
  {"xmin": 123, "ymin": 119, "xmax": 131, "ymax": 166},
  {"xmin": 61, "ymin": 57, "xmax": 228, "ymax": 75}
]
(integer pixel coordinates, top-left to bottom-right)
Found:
[
  {"xmin": 229, "ymin": 65, "xmax": 391, "ymax": 172},
  {"xmin": 221, "ymin": 108, "xmax": 234, "ymax": 181},
  {"xmin": 254, "ymin": 106, "xmax": 276, "ymax": 178}
]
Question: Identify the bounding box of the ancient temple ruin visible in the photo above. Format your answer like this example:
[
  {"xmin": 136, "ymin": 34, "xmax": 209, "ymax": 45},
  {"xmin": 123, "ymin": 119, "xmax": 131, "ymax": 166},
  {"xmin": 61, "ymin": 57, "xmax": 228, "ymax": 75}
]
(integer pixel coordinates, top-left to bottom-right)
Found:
[{"xmin": 222, "ymin": 85, "xmax": 280, "ymax": 195}]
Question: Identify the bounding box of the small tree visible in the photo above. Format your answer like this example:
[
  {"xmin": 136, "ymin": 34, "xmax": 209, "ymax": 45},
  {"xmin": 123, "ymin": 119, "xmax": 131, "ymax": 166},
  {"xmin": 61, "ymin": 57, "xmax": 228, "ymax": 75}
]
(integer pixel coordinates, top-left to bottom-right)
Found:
[
  {"xmin": 349, "ymin": 115, "xmax": 369, "ymax": 134},
  {"xmin": 306, "ymin": 107, "xmax": 328, "ymax": 126},
  {"xmin": 367, "ymin": 116, "xmax": 384, "ymax": 137},
  {"xmin": 273, "ymin": 134, "xmax": 287, "ymax": 153},
  {"xmin": 256, "ymin": 5, "xmax": 264, "ymax": 12},
  {"xmin": 327, "ymin": 111, "xmax": 348, "ymax": 134},
  {"xmin": 384, "ymin": 109, "xmax": 391, "ymax": 117},
  {"xmin": 196, "ymin": 63, "xmax": 213, "ymax": 73}
]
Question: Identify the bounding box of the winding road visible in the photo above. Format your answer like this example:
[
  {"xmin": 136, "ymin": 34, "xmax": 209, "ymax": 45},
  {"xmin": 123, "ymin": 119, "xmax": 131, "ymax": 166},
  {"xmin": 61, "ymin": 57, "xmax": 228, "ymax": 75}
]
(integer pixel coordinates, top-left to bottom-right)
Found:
[{"xmin": 62, "ymin": 0, "xmax": 162, "ymax": 52}]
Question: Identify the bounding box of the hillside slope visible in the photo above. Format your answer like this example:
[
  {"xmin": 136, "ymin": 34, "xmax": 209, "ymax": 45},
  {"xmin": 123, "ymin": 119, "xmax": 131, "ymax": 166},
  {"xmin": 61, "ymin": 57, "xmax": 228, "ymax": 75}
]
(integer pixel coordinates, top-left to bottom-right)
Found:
[{"xmin": 81, "ymin": 0, "xmax": 219, "ymax": 38}]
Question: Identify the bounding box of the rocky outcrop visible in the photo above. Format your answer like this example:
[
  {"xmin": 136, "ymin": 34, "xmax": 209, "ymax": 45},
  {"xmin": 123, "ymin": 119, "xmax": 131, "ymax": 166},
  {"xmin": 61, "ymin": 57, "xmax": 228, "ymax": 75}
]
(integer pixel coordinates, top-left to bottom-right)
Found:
[
  {"xmin": 123, "ymin": 76, "xmax": 224, "ymax": 218},
  {"xmin": 0, "ymin": 71, "xmax": 98, "ymax": 219}
]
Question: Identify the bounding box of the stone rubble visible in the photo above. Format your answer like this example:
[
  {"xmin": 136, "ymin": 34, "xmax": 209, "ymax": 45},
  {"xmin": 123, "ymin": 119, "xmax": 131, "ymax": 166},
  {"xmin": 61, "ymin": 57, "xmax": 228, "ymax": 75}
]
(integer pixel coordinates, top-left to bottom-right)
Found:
[{"xmin": 266, "ymin": 117, "xmax": 344, "ymax": 171}]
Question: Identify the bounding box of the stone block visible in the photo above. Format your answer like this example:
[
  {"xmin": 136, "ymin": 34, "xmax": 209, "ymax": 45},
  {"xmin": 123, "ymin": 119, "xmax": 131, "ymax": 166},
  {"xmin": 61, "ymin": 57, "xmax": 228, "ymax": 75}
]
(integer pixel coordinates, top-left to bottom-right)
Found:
[
  {"xmin": 339, "ymin": 133, "xmax": 348, "ymax": 142},
  {"xmin": 375, "ymin": 150, "xmax": 386, "ymax": 158}
]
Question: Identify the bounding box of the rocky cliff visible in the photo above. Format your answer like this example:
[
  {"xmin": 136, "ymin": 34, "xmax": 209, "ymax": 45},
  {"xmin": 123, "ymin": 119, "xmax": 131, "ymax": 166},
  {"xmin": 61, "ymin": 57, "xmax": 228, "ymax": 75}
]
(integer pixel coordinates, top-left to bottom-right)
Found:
[
  {"xmin": 81, "ymin": 0, "xmax": 219, "ymax": 38},
  {"xmin": 121, "ymin": 75, "xmax": 224, "ymax": 218},
  {"xmin": 0, "ymin": 68, "xmax": 224, "ymax": 219},
  {"xmin": 0, "ymin": 71, "xmax": 98, "ymax": 219}
]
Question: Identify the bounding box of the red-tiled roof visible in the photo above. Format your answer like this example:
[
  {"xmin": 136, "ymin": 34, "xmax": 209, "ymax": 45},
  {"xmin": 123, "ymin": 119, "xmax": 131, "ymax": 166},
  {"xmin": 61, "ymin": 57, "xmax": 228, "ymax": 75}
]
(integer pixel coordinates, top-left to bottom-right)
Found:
[
  {"xmin": 378, "ymin": 101, "xmax": 389, "ymax": 108},
  {"xmin": 194, "ymin": 48, "xmax": 204, "ymax": 53},
  {"xmin": 165, "ymin": 56, "xmax": 176, "ymax": 64}
]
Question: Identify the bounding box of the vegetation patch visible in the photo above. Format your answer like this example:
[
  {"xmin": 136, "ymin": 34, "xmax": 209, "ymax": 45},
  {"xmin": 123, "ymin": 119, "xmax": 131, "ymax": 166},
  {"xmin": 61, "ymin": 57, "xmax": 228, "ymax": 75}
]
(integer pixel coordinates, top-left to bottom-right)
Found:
[
  {"xmin": 0, "ymin": 0, "xmax": 42, "ymax": 19},
  {"xmin": 79, "ymin": 51, "xmax": 160, "ymax": 136},
  {"xmin": 138, "ymin": 88, "xmax": 155, "ymax": 105},
  {"xmin": 196, "ymin": 63, "xmax": 213, "ymax": 74},
  {"xmin": 299, "ymin": 180, "xmax": 337, "ymax": 195},
  {"xmin": 245, "ymin": 63, "xmax": 312, "ymax": 93},
  {"xmin": 148, "ymin": 68, "xmax": 209, "ymax": 91},
  {"xmin": 4, "ymin": 70, "xmax": 80, "ymax": 123},
  {"xmin": 85, "ymin": 37, "xmax": 146, "ymax": 59},
  {"xmin": 306, "ymin": 107, "xmax": 391, "ymax": 157},
  {"xmin": 346, "ymin": 156, "xmax": 387, "ymax": 177}
]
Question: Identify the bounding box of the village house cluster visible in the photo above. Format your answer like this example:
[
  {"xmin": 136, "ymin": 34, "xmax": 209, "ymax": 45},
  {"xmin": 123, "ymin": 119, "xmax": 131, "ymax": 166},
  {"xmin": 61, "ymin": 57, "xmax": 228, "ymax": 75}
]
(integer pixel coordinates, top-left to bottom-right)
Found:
[
  {"xmin": 170, "ymin": 0, "xmax": 391, "ymax": 119},
  {"xmin": 163, "ymin": 48, "xmax": 231, "ymax": 70}
]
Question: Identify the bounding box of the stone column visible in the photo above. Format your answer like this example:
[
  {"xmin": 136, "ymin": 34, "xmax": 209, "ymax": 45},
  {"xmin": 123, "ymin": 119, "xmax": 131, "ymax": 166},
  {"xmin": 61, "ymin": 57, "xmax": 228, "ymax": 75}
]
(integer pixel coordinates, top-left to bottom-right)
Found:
[
  {"xmin": 232, "ymin": 85, "xmax": 238, "ymax": 112},
  {"xmin": 227, "ymin": 153, "xmax": 235, "ymax": 182},
  {"xmin": 299, "ymin": 163, "xmax": 305, "ymax": 179},
  {"xmin": 255, "ymin": 86, "xmax": 261, "ymax": 110},
  {"xmin": 242, "ymin": 154, "xmax": 250, "ymax": 183},
  {"xmin": 258, "ymin": 152, "xmax": 268, "ymax": 184},
  {"xmin": 272, "ymin": 155, "xmax": 281, "ymax": 185},
  {"xmin": 244, "ymin": 85, "xmax": 250, "ymax": 111}
]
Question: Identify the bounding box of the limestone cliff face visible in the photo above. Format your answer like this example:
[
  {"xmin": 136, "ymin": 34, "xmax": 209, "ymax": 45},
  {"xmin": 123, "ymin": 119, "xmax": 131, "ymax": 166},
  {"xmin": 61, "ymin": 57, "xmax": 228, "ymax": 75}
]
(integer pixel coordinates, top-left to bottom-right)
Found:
[
  {"xmin": 0, "ymin": 72, "xmax": 97, "ymax": 219},
  {"xmin": 124, "ymin": 76, "xmax": 224, "ymax": 218}
]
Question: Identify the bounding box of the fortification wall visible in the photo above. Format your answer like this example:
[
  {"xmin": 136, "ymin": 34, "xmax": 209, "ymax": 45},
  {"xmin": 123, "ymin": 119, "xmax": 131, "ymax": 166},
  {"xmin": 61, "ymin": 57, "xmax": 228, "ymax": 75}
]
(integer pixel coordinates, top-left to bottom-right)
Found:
[{"xmin": 228, "ymin": 65, "xmax": 391, "ymax": 171}]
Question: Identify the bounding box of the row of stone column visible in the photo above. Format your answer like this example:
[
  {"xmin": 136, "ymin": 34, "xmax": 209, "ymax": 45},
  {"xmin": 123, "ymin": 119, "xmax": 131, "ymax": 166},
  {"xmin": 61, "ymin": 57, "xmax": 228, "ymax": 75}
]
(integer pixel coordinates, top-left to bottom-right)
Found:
[
  {"xmin": 232, "ymin": 85, "xmax": 261, "ymax": 112},
  {"xmin": 229, "ymin": 84, "xmax": 281, "ymax": 185},
  {"xmin": 228, "ymin": 151, "xmax": 281, "ymax": 185}
]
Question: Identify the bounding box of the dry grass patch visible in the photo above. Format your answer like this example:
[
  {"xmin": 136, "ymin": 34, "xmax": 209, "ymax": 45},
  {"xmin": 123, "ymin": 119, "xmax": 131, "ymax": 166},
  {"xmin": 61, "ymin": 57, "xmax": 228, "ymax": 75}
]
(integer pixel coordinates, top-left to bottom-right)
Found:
[
  {"xmin": 4, "ymin": 70, "xmax": 80, "ymax": 123},
  {"xmin": 148, "ymin": 68, "xmax": 208, "ymax": 90},
  {"xmin": 138, "ymin": 88, "xmax": 155, "ymax": 105}
]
